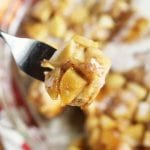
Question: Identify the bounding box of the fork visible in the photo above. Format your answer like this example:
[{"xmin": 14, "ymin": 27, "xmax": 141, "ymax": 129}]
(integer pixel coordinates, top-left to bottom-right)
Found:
[{"xmin": 0, "ymin": 30, "xmax": 56, "ymax": 81}]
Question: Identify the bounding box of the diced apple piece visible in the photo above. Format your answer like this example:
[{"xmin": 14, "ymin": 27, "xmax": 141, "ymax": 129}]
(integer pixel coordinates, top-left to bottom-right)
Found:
[
  {"xmin": 101, "ymin": 130, "xmax": 120, "ymax": 150},
  {"xmin": 117, "ymin": 142, "xmax": 132, "ymax": 150},
  {"xmin": 28, "ymin": 81, "xmax": 63, "ymax": 118},
  {"xmin": 48, "ymin": 15, "xmax": 67, "ymax": 38},
  {"xmin": 123, "ymin": 18, "xmax": 149, "ymax": 43},
  {"xmin": 127, "ymin": 82, "xmax": 147, "ymax": 100},
  {"xmin": 86, "ymin": 116, "xmax": 99, "ymax": 131},
  {"xmin": 112, "ymin": 104, "xmax": 129, "ymax": 119},
  {"xmin": 119, "ymin": 89, "xmax": 138, "ymax": 103},
  {"xmin": 31, "ymin": 0, "xmax": 51, "ymax": 22},
  {"xmin": 106, "ymin": 73, "xmax": 126, "ymax": 89},
  {"xmin": 60, "ymin": 68, "xmax": 87, "ymax": 104},
  {"xmin": 99, "ymin": 115, "xmax": 117, "ymax": 129},
  {"xmin": 146, "ymin": 92, "xmax": 150, "ymax": 103},
  {"xmin": 70, "ymin": 7, "xmax": 89, "ymax": 24},
  {"xmin": 89, "ymin": 128, "xmax": 101, "ymax": 147},
  {"xmin": 143, "ymin": 131, "xmax": 150, "ymax": 147},
  {"xmin": 122, "ymin": 124, "xmax": 144, "ymax": 146},
  {"xmin": 73, "ymin": 35, "xmax": 99, "ymax": 48},
  {"xmin": 86, "ymin": 101, "xmax": 97, "ymax": 114},
  {"xmin": 98, "ymin": 14, "xmax": 114, "ymax": 29},
  {"xmin": 135, "ymin": 102, "xmax": 150, "ymax": 122},
  {"xmin": 49, "ymin": 40, "xmax": 76, "ymax": 66},
  {"xmin": 75, "ymin": 74, "xmax": 103, "ymax": 106},
  {"xmin": 24, "ymin": 23, "xmax": 48, "ymax": 40},
  {"xmin": 45, "ymin": 68, "xmax": 61, "ymax": 100},
  {"xmin": 68, "ymin": 138, "xmax": 86, "ymax": 150},
  {"xmin": 39, "ymin": 99, "xmax": 63, "ymax": 118},
  {"xmin": 112, "ymin": 100, "xmax": 137, "ymax": 120},
  {"xmin": 85, "ymin": 47, "xmax": 111, "ymax": 73},
  {"xmin": 73, "ymin": 47, "xmax": 85, "ymax": 63}
]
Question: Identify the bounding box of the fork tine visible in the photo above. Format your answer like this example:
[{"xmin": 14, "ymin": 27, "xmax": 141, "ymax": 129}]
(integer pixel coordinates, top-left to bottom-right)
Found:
[
  {"xmin": 20, "ymin": 41, "xmax": 56, "ymax": 81},
  {"xmin": 0, "ymin": 30, "xmax": 56, "ymax": 81}
]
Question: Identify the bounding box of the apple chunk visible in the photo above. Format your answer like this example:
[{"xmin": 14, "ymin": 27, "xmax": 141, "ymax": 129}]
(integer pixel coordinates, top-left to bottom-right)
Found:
[
  {"xmin": 45, "ymin": 68, "xmax": 61, "ymax": 100},
  {"xmin": 60, "ymin": 68, "xmax": 87, "ymax": 104},
  {"xmin": 49, "ymin": 40, "xmax": 76, "ymax": 66}
]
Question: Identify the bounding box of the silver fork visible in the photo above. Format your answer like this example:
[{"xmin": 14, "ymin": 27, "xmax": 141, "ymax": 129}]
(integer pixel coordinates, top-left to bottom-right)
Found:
[{"xmin": 0, "ymin": 30, "xmax": 56, "ymax": 81}]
